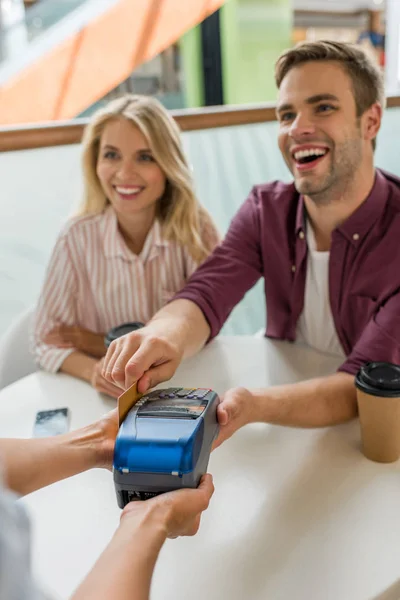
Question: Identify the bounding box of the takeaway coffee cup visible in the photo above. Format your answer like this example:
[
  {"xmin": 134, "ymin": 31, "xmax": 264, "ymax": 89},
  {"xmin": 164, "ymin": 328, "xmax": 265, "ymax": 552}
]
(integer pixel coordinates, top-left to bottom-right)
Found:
[
  {"xmin": 355, "ymin": 362, "xmax": 400, "ymax": 463},
  {"xmin": 104, "ymin": 322, "xmax": 145, "ymax": 349}
]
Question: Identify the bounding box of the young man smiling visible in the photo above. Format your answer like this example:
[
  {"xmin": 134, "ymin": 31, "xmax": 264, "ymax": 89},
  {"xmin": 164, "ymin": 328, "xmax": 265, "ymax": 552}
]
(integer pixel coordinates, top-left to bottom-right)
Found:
[{"xmin": 103, "ymin": 41, "xmax": 400, "ymax": 447}]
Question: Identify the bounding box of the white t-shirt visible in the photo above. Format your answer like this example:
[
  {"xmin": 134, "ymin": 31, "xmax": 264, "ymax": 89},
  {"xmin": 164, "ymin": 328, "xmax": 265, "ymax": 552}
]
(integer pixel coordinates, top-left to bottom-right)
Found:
[{"xmin": 296, "ymin": 221, "xmax": 345, "ymax": 358}]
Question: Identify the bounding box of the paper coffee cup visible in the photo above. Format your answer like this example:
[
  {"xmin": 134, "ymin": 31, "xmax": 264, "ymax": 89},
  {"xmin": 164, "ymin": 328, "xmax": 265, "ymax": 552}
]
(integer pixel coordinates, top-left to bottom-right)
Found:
[{"xmin": 355, "ymin": 362, "xmax": 400, "ymax": 463}]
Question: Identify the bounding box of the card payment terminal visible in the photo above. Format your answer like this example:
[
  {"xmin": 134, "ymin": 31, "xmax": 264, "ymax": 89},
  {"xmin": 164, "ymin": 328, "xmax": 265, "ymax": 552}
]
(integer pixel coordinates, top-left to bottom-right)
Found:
[{"xmin": 113, "ymin": 387, "xmax": 220, "ymax": 508}]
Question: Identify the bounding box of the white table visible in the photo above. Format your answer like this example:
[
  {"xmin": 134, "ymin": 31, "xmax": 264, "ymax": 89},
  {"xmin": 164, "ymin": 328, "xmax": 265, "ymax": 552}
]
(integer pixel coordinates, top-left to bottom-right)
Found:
[{"xmin": 1, "ymin": 336, "xmax": 400, "ymax": 600}]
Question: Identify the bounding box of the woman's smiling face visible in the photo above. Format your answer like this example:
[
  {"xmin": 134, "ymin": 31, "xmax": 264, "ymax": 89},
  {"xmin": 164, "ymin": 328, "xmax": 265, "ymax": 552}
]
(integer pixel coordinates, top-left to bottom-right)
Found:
[{"xmin": 96, "ymin": 117, "xmax": 166, "ymax": 220}]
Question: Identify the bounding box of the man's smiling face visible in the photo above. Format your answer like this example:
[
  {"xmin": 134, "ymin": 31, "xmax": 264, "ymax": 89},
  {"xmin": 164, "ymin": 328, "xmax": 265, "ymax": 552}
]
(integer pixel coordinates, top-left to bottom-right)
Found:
[{"xmin": 276, "ymin": 61, "xmax": 366, "ymax": 201}]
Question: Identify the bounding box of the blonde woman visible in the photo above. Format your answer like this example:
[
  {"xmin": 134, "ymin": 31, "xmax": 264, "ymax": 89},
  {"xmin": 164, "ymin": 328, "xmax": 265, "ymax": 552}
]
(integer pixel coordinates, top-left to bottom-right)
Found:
[{"xmin": 32, "ymin": 95, "xmax": 219, "ymax": 397}]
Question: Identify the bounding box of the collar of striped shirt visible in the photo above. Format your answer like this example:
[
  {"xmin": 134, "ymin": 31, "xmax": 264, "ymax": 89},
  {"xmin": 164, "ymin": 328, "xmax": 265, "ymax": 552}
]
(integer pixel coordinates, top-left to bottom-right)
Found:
[{"xmin": 103, "ymin": 206, "xmax": 170, "ymax": 263}]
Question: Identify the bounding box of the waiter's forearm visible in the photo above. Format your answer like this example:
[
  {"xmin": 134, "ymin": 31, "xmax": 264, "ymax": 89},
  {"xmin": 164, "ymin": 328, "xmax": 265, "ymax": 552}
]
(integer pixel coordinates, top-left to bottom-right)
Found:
[
  {"xmin": 72, "ymin": 506, "xmax": 167, "ymax": 600},
  {"xmin": 1, "ymin": 423, "xmax": 104, "ymax": 496}
]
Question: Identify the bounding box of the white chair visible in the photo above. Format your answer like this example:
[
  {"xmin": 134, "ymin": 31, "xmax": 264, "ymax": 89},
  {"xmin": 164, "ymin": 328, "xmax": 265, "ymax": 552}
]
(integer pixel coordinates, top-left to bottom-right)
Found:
[
  {"xmin": 0, "ymin": 307, "xmax": 37, "ymax": 389},
  {"xmin": 254, "ymin": 328, "xmax": 266, "ymax": 338}
]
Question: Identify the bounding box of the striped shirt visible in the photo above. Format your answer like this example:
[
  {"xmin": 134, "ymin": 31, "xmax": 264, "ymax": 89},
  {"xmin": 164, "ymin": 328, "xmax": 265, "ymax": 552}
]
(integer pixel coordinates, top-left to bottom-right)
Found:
[{"xmin": 33, "ymin": 206, "xmax": 219, "ymax": 373}]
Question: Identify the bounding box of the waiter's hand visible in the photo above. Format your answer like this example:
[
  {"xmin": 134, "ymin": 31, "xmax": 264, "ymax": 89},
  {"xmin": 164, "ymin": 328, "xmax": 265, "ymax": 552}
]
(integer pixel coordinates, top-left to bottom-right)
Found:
[
  {"xmin": 212, "ymin": 387, "xmax": 254, "ymax": 450},
  {"xmin": 121, "ymin": 474, "xmax": 215, "ymax": 538}
]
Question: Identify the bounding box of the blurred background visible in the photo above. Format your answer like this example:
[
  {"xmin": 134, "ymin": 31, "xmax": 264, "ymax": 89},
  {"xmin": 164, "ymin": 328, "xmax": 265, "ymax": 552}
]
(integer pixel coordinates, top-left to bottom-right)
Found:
[
  {"xmin": 0, "ymin": 0, "xmax": 398, "ymax": 340},
  {"xmin": 0, "ymin": 0, "xmax": 390, "ymax": 121}
]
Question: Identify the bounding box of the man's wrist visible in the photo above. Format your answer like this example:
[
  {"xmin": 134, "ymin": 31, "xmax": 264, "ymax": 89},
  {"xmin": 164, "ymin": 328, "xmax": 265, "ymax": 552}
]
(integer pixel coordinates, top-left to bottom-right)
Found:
[
  {"xmin": 148, "ymin": 301, "xmax": 200, "ymax": 357},
  {"xmin": 141, "ymin": 322, "xmax": 186, "ymax": 366},
  {"xmin": 147, "ymin": 314, "xmax": 186, "ymax": 343}
]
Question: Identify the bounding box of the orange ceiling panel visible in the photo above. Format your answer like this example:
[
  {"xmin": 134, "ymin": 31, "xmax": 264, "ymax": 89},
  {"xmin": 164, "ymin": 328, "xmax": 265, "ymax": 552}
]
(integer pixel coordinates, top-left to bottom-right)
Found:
[{"xmin": 0, "ymin": 0, "xmax": 224, "ymax": 125}]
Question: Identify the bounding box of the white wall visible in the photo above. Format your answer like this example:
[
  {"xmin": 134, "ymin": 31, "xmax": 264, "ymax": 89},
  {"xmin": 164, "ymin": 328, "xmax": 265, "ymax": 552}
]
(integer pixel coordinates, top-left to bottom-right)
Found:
[{"xmin": 0, "ymin": 144, "xmax": 82, "ymax": 334}]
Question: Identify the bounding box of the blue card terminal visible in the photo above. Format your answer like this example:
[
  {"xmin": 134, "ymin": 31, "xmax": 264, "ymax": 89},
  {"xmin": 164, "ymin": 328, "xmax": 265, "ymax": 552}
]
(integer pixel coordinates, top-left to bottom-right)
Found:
[{"xmin": 113, "ymin": 387, "xmax": 220, "ymax": 507}]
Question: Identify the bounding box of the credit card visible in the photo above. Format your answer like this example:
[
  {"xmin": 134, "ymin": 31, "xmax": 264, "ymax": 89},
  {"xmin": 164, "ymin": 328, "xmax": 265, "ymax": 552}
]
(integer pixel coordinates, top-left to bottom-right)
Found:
[{"xmin": 118, "ymin": 382, "xmax": 143, "ymax": 425}]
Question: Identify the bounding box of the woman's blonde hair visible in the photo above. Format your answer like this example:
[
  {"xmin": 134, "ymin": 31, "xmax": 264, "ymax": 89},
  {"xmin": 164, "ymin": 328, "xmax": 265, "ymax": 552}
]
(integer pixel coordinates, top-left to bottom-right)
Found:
[{"xmin": 79, "ymin": 94, "xmax": 218, "ymax": 263}]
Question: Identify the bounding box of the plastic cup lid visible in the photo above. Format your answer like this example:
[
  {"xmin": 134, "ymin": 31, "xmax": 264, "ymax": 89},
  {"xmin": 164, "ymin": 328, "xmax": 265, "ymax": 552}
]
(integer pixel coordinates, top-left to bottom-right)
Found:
[
  {"xmin": 105, "ymin": 322, "xmax": 144, "ymax": 346},
  {"xmin": 355, "ymin": 362, "xmax": 400, "ymax": 397}
]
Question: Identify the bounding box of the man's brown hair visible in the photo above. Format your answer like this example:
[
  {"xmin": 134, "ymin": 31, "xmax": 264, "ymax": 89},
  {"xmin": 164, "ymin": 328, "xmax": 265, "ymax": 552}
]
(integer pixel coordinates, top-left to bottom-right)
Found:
[{"xmin": 275, "ymin": 40, "xmax": 385, "ymax": 149}]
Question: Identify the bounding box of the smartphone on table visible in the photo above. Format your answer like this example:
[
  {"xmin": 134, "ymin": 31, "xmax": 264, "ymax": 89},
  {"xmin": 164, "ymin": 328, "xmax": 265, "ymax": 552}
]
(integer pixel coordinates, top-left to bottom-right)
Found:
[{"xmin": 33, "ymin": 408, "xmax": 70, "ymax": 438}]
